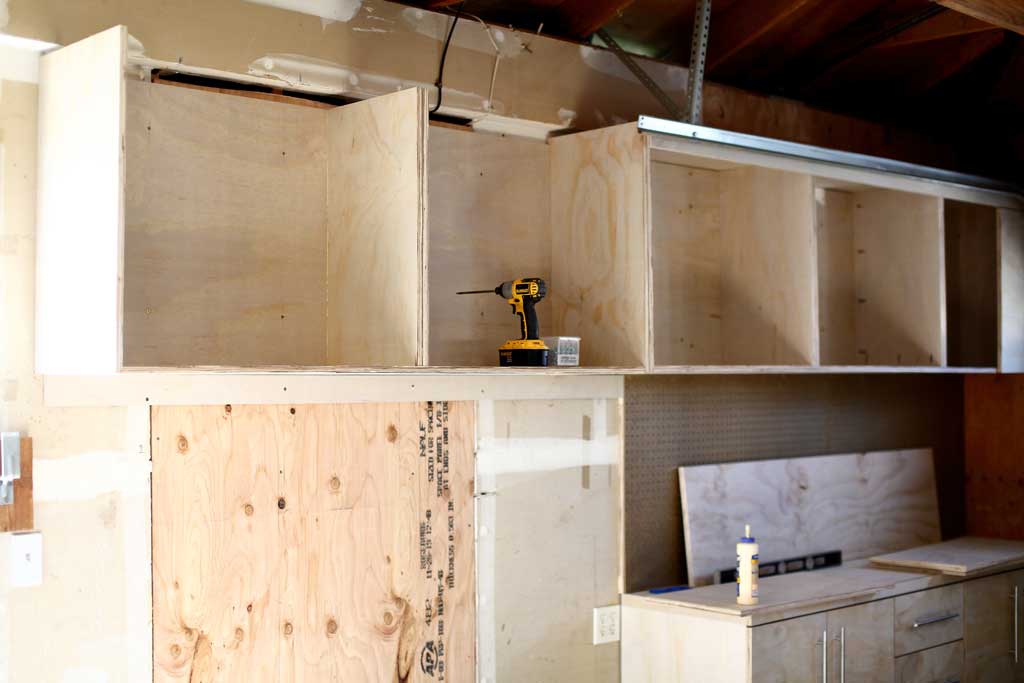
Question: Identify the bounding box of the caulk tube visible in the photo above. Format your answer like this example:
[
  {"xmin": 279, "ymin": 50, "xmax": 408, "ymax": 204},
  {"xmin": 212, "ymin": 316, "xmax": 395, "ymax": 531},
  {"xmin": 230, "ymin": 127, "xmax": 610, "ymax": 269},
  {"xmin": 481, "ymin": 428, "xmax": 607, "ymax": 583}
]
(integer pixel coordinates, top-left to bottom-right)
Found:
[{"xmin": 737, "ymin": 524, "xmax": 759, "ymax": 605}]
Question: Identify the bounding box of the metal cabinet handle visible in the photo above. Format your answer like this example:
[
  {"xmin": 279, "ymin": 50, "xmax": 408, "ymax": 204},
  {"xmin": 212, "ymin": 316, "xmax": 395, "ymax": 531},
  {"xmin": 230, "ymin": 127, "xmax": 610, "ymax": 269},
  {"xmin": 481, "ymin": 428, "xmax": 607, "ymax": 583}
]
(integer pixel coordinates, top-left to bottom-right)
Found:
[
  {"xmin": 912, "ymin": 612, "xmax": 960, "ymax": 628},
  {"xmin": 1013, "ymin": 586, "xmax": 1020, "ymax": 664},
  {"xmin": 839, "ymin": 626, "xmax": 845, "ymax": 683},
  {"xmin": 821, "ymin": 629, "xmax": 828, "ymax": 683}
]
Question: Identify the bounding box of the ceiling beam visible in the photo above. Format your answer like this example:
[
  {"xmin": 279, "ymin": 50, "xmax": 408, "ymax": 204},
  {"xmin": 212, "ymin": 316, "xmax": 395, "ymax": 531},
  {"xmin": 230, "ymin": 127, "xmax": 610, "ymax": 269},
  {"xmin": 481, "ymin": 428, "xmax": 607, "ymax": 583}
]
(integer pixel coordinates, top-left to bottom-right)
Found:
[
  {"xmin": 936, "ymin": 0, "xmax": 1024, "ymax": 35},
  {"xmin": 877, "ymin": 10, "xmax": 1000, "ymax": 47},
  {"xmin": 556, "ymin": 0, "xmax": 639, "ymax": 38},
  {"xmin": 705, "ymin": 0, "xmax": 818, "ymax": 71},
  {"xmin": 781, "ymin": 1, "xmax": 944, "ymax": 95},
  {"xmin": 904, "ymin": 28, "xmax": 1005, "ymax": 94}
]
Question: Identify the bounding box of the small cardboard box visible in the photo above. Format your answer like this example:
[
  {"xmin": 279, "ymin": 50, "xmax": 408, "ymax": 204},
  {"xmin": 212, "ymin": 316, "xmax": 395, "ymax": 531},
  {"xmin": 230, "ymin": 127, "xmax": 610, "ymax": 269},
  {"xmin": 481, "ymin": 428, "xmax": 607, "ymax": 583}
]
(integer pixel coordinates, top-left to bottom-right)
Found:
[{"xmin": 542, "ymin": 336, "xmax": 581, "ymax": 367}]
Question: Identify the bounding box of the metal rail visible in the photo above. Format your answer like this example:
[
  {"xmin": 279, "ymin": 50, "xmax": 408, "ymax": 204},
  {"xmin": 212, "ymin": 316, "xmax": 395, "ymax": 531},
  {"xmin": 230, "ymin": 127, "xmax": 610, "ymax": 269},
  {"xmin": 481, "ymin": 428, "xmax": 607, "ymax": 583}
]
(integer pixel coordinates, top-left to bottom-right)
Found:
[{"xmin": 638, "ymin": 116, "xmax": 1022, "ymax": 196}]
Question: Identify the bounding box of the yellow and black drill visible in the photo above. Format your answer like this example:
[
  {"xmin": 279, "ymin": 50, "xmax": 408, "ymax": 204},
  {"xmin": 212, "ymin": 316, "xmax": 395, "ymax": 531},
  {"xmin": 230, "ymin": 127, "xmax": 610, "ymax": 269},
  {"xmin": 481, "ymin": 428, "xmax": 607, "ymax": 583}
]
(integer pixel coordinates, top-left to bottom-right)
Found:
[{"xmin": 457, "ymin": 278, "xmax": 549, "ymax": 367}]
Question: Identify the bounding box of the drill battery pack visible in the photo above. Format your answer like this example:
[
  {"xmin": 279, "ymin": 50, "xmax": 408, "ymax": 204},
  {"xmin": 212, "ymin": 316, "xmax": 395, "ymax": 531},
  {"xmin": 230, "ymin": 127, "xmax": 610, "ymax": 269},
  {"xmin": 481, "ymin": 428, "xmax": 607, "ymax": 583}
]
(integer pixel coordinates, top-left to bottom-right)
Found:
[{"xmin": 498, "ymin": 339, "xmax": 549, "ymax": 367}]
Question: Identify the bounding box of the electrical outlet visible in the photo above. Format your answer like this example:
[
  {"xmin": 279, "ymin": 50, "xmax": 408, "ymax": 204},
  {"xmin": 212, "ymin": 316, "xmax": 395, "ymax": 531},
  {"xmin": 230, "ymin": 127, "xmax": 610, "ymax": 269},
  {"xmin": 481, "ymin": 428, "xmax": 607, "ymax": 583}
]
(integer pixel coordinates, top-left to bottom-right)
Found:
[
  {"xmin": 593, "ymin": 604, "xmax": 620, "ymax": 644},
  {"xmin": 9, "ymin": 531, "xmax": 42, "ymax": 588}
]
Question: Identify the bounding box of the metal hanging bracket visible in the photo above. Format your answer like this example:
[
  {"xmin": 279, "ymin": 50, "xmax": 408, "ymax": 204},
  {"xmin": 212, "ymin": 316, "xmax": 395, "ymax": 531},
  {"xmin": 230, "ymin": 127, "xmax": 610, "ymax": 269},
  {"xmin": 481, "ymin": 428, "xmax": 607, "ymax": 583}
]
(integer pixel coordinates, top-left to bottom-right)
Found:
[
  {"xmin": 596, "ymin": 28, "xmax": 685, "ymax": 122},
  {"xmin": 595, "ymin": 0, "xmax": 711, "ymax": 124},
  {"xmin": 1, "ymin": 432, "xmax": 21, "ymax": 506}
]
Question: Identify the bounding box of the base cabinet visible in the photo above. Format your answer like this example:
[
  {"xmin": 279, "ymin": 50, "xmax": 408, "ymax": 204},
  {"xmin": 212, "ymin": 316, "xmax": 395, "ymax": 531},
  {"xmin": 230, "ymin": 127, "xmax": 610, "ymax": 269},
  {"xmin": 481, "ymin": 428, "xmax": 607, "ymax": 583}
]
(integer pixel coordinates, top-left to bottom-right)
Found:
[
  {"xmin": 964, "ymin": 570, "xmax": 1024, "ymax": 682},
  {"xmin": 625, "ymin": 568, "xmax": 1024, "ymax": 683}
]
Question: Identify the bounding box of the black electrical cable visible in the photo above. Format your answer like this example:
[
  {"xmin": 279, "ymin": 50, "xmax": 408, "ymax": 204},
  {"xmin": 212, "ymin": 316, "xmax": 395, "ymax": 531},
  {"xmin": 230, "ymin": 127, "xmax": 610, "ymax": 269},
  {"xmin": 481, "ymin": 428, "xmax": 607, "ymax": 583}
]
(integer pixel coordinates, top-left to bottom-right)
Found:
[{"xmin": 430, "ymin": 2, "xmax": 466, "ymax": 114}]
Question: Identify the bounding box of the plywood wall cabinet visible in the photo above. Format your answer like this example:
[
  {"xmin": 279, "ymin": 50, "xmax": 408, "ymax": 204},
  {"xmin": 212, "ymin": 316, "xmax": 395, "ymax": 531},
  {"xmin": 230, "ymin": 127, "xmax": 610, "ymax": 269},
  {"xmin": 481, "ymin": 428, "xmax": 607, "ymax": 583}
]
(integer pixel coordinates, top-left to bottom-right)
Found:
[{"xmin": 37, "ymin": 27, "xmax": 1023, "ymax": 376}]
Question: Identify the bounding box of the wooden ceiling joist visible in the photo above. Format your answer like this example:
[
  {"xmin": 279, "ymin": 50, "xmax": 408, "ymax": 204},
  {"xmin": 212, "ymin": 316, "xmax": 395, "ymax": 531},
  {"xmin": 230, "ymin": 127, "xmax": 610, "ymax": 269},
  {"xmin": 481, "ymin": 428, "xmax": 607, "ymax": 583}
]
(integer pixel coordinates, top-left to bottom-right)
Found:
[
  {"xmin": 706, "ymin": 0, "xmax": 818, "ymax": 70},
  {"xmin": 905, "ymin": 28, "xmax": 1006, "ymax": 94},
  {"xmin": 937, "ymin": 0, "xmax": 1024, "ymax": 36},
  {"xmin": 877, "ymin": 10, "xmax": 1001, "ymax": 47}
]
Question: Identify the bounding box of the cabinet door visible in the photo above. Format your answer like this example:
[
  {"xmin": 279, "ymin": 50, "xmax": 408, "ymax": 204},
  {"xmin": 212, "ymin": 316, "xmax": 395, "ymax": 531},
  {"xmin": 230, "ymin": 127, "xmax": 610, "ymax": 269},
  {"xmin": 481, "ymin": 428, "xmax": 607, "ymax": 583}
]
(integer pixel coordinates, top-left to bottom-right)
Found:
[
  {"xmin": 751, "ymin": 612, "xmax": 828, "ymax": 683},
  {"xmin": 827, "ymin": 599, "xmax": 895, "ymax": 683},
  {"xmin": 965, "ymin": 570, "xmax": 1024, "ymax": 683}
]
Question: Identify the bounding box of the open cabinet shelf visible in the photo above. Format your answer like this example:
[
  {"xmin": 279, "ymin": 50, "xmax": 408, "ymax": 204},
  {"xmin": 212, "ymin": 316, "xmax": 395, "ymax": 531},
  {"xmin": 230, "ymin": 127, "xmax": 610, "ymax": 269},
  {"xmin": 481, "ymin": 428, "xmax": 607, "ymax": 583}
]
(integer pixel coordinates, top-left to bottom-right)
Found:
[
  {"xmin": 815, "ymin": 185, "xmax": 945, "ymax": 367},
  {"xmin": 36, "ymin": 26, "xmax": 1024, "ymax": 377}
]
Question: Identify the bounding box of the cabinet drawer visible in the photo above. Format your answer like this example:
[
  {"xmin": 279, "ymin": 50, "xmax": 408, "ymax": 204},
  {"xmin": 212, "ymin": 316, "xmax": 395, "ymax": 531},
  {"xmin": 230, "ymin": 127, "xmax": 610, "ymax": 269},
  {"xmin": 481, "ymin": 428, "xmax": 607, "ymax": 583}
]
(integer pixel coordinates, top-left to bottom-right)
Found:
[
  {"xmin": 895, "ymin": 584, "xmax": 964, "ymax": 656},
  {"xmin": 896, "ymin": 641, "xmax": 963, "ymax": 683}
]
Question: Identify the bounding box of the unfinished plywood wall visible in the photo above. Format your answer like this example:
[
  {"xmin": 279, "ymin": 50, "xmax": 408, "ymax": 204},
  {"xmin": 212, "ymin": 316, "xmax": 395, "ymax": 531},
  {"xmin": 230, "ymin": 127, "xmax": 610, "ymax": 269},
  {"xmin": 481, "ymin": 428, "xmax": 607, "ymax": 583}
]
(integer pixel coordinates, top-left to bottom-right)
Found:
[
  {"xmin": 623, "ymin": 374, "xmax": 965, "ymax": 591},
  {"xmin": 152, "ymin": 402, "xmax": 474, "ymax": 682},
  {"xmin": 477, "ymin": 399, "xmax": 621, "ymax": 683},
  {"xmin": 964, "ymin": 374, "xmax": 1024, "ymax": 540}
]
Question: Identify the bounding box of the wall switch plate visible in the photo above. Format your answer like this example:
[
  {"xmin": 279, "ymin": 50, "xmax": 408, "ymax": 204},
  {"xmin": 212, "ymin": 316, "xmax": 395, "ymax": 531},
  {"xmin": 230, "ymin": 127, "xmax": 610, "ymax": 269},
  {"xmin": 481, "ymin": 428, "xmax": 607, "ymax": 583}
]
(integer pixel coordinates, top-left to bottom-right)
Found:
[
  {"xmin": 10, "ymin": 531, "xmax": 42, "ymax": 588},
  {"xmin": 593, "ymin": 604, "xmax": 620, "ymax": 644}
]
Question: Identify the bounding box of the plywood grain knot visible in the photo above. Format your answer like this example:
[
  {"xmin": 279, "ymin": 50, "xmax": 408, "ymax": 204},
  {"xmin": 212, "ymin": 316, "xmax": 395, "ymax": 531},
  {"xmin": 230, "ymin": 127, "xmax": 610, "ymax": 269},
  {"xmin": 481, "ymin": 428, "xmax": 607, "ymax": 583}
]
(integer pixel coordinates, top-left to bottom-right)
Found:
[{"xmin": 176, "ymin": 435, "xmax": 189, "ymax": 453}]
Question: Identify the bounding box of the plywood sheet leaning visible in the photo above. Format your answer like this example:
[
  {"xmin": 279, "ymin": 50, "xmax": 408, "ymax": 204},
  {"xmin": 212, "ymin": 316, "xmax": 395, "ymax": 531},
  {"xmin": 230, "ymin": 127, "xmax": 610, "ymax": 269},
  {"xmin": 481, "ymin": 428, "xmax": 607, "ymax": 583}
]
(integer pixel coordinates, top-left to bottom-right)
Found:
[
  {"xmin": 678, "ymin": 449, "xmax": 940, "ymax": 586},
  {"xmin": 123, "ymin": 79, "xmax": 328, "ymax": 367},
  {"xmin": 152, "ymin": 402, "xmax": 474, "ymax": 683},
  {"xmin": 428, "ymin": 127, "xmax": 551, "ymax": 367},
  {"xmin": 852, "ymin": 190, "xmax": 946, "ymax": 366},
  {"xmin": 718, "ymin": 167, "xmax": 817, "ymax": 365},
  {"xmin": 870, "ymin": 536, "xmax": 1024, "ymax": 576},
  {"xmin": 326, "ymin": 88, "xmax": 426, "ymax": 366},
  {"xmin": 549, "ymin": 123, "xmax": 649, "ymax": 369},
  {"xmin": 998, "ymin": 209, "xmax": 1024, "ymax": 372}
]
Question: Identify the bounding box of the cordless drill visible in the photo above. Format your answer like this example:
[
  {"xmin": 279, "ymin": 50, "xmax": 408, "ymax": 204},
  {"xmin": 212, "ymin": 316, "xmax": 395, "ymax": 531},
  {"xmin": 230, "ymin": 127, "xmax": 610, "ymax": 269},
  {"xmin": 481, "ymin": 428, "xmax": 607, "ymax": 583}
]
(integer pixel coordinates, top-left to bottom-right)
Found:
[{"xmin": 457, "ymin": 278, "xmax": 549, "ymax": 367}]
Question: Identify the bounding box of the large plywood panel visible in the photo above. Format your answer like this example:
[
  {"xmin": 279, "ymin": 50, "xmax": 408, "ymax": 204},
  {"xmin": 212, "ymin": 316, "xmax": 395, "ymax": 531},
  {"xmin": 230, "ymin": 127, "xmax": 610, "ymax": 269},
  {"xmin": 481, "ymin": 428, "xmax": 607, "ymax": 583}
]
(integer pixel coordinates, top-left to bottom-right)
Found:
[
  {"xmin": 152, "ymin": 402, "xmax": 474, "ymax": 683},
  {"xmin": 326, "ymin": 88, "xmax": 426, "ymax": 366},
  {"xmin": 718, "ymin": 167, "xmax": 817, "ymax": 365},
  {"xmin": 550, "ymin": 124, "xmax": 649, "ymax": 368},
  {"xmin": 679, "ymin": 449, "xmax": 940, "ymax": 586},
  {"xmin": 853, "ymin": 190, "xmax": 945, "ymax": 366},
  {"xmin": 123, "ymin": 80, "xmax": 328, "ymax": 367},
  {"xmin": 651, "ymin": 162, "xmax": 723, "ymax": 365},
  {"xmin": 817, "ymin": 189, "xmax": 858, "ymax": 364},
  {"xmin": 428, "ymin": 127, "xmax": 550, "ymax": 367},
  {"xmin": 36, "ymin": 26, "xmax": 125, "ymax": 374},
  {"xmin": 999, "ymin": 209, "xmax": 1024, "ymax": 372}
]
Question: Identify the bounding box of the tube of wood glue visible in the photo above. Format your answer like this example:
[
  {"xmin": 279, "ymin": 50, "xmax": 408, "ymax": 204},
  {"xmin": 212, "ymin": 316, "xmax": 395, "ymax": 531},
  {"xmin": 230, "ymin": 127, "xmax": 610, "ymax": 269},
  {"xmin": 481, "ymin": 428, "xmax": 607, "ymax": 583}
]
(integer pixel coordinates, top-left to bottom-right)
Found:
[{"xmin": 737, "ymin": 524, "xmax": 759, "ymax": 605}]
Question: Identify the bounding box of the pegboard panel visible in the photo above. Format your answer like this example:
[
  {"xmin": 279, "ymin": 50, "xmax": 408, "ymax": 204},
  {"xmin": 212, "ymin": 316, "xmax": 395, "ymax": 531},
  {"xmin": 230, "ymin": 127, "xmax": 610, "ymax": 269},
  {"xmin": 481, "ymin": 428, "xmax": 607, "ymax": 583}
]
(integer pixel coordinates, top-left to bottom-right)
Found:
[{"xmin": 624, "ymin": 374, "xmax": 965, "ymax": 592}]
